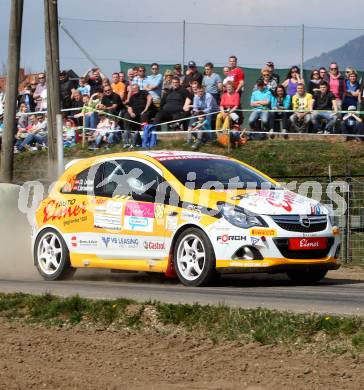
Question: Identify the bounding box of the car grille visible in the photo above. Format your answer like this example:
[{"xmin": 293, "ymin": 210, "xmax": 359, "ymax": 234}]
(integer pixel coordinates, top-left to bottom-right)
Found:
[
  {"xmin": 271, "ymin": 215, "xmax": 327, "ymax": 233},
  {"xmin": 273, "ymin": 237, "xmax": 334, "ymax": 259}
]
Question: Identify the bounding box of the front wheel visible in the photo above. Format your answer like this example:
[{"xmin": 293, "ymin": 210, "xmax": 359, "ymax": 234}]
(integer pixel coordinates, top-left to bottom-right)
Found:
[
  {"xmin": 34, "ymin": 228, "xmax": 75, "ymax": 281},
  {"xmin": 173, "ymin": 228, "xmax": 218, "ymax": 287},
  {"xmin": 286, "ymin": 269, "xmax": 328, "ymax": 284}
]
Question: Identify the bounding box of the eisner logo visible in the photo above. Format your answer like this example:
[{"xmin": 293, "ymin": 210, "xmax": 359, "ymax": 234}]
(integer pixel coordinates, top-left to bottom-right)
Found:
[
  {"xmin": 143, "ymin": 241, "xmax": 165, "ymax": 250},
  {"xmin": 299, "ymin": 239, "xmax": 320, "ymax": 248},
  {"xmin": 217, "ymin": 235, "xmax": 246, "ymax": 243},
  {"xmin": 43, "ymin": 200, "xmax": 87, "ymax": 223}
]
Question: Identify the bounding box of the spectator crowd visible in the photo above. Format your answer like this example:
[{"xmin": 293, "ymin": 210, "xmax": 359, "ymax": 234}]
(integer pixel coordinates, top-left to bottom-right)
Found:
[{"xmin": 1, "ymin": 55, "xmax": 364, "ymax": 153}]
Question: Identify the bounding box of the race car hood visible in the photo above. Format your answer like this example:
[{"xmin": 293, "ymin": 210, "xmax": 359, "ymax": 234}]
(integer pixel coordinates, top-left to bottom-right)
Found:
[{"xmin": 230, "ymin": 189, "xmax": 327, "ymax": 216}]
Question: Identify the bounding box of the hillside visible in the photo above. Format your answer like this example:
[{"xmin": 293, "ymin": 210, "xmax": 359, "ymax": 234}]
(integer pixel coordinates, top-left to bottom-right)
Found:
[{"xmin": 304, "ymin": 34, "xmax": 364, "ymax": 71}]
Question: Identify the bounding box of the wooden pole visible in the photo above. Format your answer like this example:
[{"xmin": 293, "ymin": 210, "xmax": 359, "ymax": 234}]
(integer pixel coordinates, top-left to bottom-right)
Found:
[
  {"xmin": 44, "ymin": 0, "xmax": 61, "ymax": 180},
  {"xmin": 0, "ymin": 0, "xmax": 23, "ymax": 183}
]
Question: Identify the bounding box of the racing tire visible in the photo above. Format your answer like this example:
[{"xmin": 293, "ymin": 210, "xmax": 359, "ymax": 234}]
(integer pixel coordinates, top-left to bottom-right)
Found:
[
  {"xmin": 173, "ymin": 227, "xmax": 218, "ymax": 287},
  {"xmin": 286, "ymin": 269, "xmax": 328, "ymax": 284},
  {"xmin": 34, "ymin": 228, "xmax": 76, "ymax": 281}
]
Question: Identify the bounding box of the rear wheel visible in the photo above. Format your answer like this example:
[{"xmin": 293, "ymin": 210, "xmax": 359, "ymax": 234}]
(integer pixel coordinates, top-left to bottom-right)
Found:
[
  {"xmin": 34, "ymin": 228, "xmax": 75, "ymax": 281},
  {"xmin": 174, "ymin": 228, "xmax": 218, "ymax": 287},
  {"xmin": 286, "ymin": 269, "xmax": 328, "ymax": 283}
]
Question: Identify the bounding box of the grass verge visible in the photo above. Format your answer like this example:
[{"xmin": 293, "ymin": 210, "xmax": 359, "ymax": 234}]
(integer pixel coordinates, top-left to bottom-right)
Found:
[
  {"xmin": 1, "ymin": 292, "xmax": 363, "ymax": 354},
  {"xmin": 11, "ymin": 138, "xmax": 364, "ymax": 183}
]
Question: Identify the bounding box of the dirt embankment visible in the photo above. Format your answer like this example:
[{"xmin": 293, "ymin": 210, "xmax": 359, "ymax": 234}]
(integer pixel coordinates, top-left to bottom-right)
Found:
[{"xmin": 0, "ymin": 318, "xmax": 363, "ymax": 390}]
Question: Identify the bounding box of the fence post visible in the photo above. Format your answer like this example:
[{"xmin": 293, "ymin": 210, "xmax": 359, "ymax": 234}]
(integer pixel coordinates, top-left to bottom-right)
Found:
[
  {"xmin": 300, "ymin": 24, "xmax": 305, "ymax": 78},
  {"xmin": 182, "ymin": 20, "xmax": 186, "ymax": 72},
  {"xmin": 82, "ymin": 114, "xmax": 86, "ymax": 148}
]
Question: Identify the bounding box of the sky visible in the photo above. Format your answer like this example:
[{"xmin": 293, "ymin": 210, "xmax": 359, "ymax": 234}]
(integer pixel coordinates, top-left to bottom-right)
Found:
[{"xmin": 1, "ymin": 0, "xmax": 364, "ymax": 77}]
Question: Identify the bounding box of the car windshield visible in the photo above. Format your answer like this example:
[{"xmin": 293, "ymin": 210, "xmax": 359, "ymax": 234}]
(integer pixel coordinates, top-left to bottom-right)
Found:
[{"xmin": 160, "ymin": 158, "xmax": 278, "ymax": 190}]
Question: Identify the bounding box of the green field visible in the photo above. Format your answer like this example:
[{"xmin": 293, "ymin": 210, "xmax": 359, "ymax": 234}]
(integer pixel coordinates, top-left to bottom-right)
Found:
[{"xmin": 11, "ymin": 137, "xmax": 364, "ymax": 183}]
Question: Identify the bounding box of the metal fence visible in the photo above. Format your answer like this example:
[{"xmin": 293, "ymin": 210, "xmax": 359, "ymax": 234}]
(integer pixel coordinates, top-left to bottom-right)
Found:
[{"xmin": 58, "ymin": 18, "xmax": 364, "ymax": 76}]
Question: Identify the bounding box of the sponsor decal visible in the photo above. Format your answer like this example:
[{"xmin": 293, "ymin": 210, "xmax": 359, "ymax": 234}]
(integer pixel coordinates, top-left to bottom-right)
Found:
[
  {"xmin": 106, "ymin": 200, "xmax": 123, "ymax": 216},
  {"xmin": 251, "ymin": 237, "xmax": 260, "ymax": 246},
  {"xmin": 101, "ymin": 236, "xmax": 138, "ymax": 249},
  {"xmin": 79, "ymin": 239, "xmax": 98, "ymax": 248},
  {"xmin": 124, "ymin": 202, "xmax": 154, "ymax": 232},
  {"xmin": 250, "ymin": 228, "xmax": 277, "ymax": 237},
  {"xmin": 73, "ymin": 179, "xmax": 93, "ymax": 192},
  {"xmin": 71, "ymin": 236, "xmax": 77, "ymax": 247},
  {"xmin": 181, "ymin": 210, "xmax": 201, "ymax": 223},
  {"xmin": 43, "ymin": 199, "xmax": 87, "ymax": 223},
  {"xmin": 63, "ymin": 216, "xmax": 87, "ymax": 227},
  {"xmin": 289, "ymin": 237, "xmax": 327, "ymax": 250},
  {"xmin": 143, "ymin": 241, "xmax": 165, "ymax": 250},
  {"xmin": 166, "ymin": 215, "xmax": 178, "ymax": 231},
  {"xmin": 217, "ymin": 235, "xmax": 247, "ymax": 243},
  {"xmin": 310, "ymin": 203, "xmax": 323, "ymax": 215},
  {"xmin": 94, "ymin": 214, "xmax": 122, "ymax": 230},
  {"xmin": 229, "ymin": 261, "xmax": 269, "ymax": 267},
  {"xmin": 154, "ymin": 204, "xmax": 165, "ymax": 219},
  {"xmin": 233, "ymin": 191, "xmax": 297, "ymax": 212}
]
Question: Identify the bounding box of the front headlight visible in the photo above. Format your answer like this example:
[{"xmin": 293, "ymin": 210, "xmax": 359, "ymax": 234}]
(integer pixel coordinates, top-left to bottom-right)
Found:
[{"xmin": 217, "ymin": 202, "xmax": 266, "ymax": 228}]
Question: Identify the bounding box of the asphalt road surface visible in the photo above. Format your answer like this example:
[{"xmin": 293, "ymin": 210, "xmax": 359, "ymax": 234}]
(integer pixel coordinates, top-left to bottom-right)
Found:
[{"xmin": 0, "ymin": 270, "xmax": 363, "ymax": 315}]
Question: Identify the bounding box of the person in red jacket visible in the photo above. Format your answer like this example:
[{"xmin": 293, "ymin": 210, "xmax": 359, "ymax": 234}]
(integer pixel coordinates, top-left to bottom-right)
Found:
[{"xmin": 227, "ymin": 55, "xmax": 245, "ymax": 95}]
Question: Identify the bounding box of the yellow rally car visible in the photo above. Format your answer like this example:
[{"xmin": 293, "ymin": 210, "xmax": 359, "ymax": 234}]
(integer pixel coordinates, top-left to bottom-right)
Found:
[{"xmin": 33, "ymin": 151, "xmax": 340, "ymax": 286}]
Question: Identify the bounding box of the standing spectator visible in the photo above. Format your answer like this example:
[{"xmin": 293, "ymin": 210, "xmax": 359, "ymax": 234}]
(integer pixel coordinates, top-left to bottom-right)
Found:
[
  {"xmin": 345, "ymin": 67, "xmax": 356, "ymax": 80},
  {"xmin": 308, "ymin": 69, "xmax": 321, "ymax": 95},
  {"xmin": 82, "ymin": 91, "xmax": 101, "ymax": 130},
  {"xmin": 70, "ymin": 90, "xmax": 84, "ymax": 124},
  {"xmin": 77, "ymin": 77, "xmax": 90, "ymax": 96},
  {"xmin": 319, "ymin": 67, "xmax": 329, "ymax": 81},
  {"xmin": 17, "ymin": 84, "xmax": 35, "ymax": 112},
  {"xmin": 125, "ymin": 68, "xmax": 135, "ymax": 93},
  {"xmin": 111, "ymin": 72, "xmax": 126, "ymax": 101},
  {"xmin": 132, "ymin": 66, "xmax": 148, "ymax": 90},
  {"xmin": 173, "ymin": 64, "xmax": 185, "ymax": 84},
  {"xmin": 33, "ymin": 73, "xmax": 47, "ymax": 111},
  {"xmin": 312, "ymin": 81, "xmax": 338, "ymax": 133},
  {"xmin": 84, "ymin": 67, "xmax": 106, "ymax": 95},
  {"xmin": 222, "ymin": 66, "xmax": 234, "ymax": 88},
  {"xmin": 162, "ymin": 69, "xmax": 174, "ymax": 96},
  {"xmin": 100, "ymin": 85, "xmax": 123, "ymax": 117},
  {"xmin": 227, "ymin": 55, "xmax": 245, "ymax": 94},
  {"xmin": 266, "ymin": 61, "xmax": 280, "ymax": 84},
  {"xmin": 248, "ymin": 80, "xmax": 272, "ymax": 137},
  {"xmin": 290, "ymin": 83, "xmax": 313, "ymax": 133},
  {"xmin": 183, "ymin": 61, "xmax": 203, "ymax": 92},
  {"xmin": 328, "ymin": 62, "xmax": 345, "ymax": 110},
  {"xmin": 59, "ymin": 70, "xmax": 77, "ymax": 109},
  {"xmin": 282, "ymin": 66, "xmax": 304, "ymax": 97},
  {"xmin": 270, "ymin": 85, "xmax": 291, "ymax": 136},
  {"xmin": 202, "ymin": 62, "xmax": 222, "ymax": 104},
  {"xmin": 145, "ymin": 63, "xmax": 163, "ymax": 108},
  {"xmin": 16, "ymin": 103, "xmax": 29, "ymax": 137},
  {"xmin": 256, "ymin": 67, "xmax": 278, "ymax": 93},
  {"xmin": 123, "ymin": 84, "xmax": 155, "ymax": 148},
  {"xmin": 342, "ymin": 72, "xmax": 359, "ymax": 111},
  {"xmin": 154, "ymin": 77, "xmax": 191, "ymax": 130},
  {"xmin": 216, "ymin": 81, "xmax": 241, "ymax": 130}
]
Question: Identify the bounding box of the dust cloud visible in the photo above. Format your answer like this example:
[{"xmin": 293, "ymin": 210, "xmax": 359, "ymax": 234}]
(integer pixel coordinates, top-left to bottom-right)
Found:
[{"xmin": 0, "ymin": 184, "xmax": 39, "ymax": 280}]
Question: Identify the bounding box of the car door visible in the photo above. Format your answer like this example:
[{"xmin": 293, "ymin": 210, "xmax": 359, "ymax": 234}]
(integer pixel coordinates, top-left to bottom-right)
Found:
[{"xmin": 95, "ymin": 158, "xmax": 167, "ymax": 260}]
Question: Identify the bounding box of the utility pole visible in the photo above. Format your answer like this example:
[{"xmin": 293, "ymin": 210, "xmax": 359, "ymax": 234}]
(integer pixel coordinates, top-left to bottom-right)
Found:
[
  {"xmin": 0, "ymin": 0, "xmax": 23, "ymax": 183},
  {"xmin": 44, "ymin": 0, "xmax": 61, "ymax": 180}
]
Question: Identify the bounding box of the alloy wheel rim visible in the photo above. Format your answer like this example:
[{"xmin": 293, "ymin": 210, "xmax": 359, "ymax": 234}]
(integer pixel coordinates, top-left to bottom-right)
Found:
[
  {"xmin": 176, "ymin": 234, "xmax": 206, "ymax": 281},
  {"xmin": 37, "ymin": 232, "xmax": 63, "ymax": 275}
]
